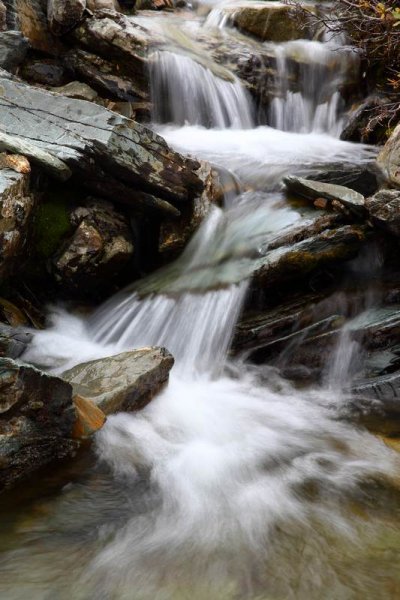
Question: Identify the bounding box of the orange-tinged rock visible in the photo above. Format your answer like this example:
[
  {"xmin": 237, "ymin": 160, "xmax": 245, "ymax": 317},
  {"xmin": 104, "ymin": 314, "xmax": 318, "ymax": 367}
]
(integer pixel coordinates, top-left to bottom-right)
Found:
[
  {"xmin": 72, "ymin": 394, "xmax": 106, "ymax": 439},
  {"xmin": 0, "ymin": 153, "xmax": 31, "ymax": 174}
]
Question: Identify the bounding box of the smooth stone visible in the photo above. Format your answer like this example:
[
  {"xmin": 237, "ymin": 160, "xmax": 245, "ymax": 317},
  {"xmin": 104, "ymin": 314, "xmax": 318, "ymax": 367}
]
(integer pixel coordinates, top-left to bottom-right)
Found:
[
  {"xmin": 52, "ymin": 80, "xmax": 99, "ymax": 101},
  {"xmin": 366, "ymin": 190, "xmax": 400, "ymax": 237},
  {"xmin": 284, "ymin": 175, "xmax": 366, "ymax": 216},
  {"xmin": 62, "ymin": 348, "xmax": 174, "ymax": 415}
]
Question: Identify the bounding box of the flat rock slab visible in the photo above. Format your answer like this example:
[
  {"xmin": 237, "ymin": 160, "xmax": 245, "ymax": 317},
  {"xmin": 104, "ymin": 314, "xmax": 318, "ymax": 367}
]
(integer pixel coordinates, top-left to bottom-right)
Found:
[
  {"xmin": 0, "ymin": 76, "xmax": 203, "ymax": 212},
  {"xmin": 62, "ymin": 347, "xmax": 174, "ymax": 414},
  {"xmin": 284, "ymin": 175, "xmax": 366, "ymax": 216}
]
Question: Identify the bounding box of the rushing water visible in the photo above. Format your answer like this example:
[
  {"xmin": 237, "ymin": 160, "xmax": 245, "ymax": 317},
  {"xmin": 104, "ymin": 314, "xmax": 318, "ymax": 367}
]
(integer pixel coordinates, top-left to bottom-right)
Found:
[{"xmin": 2, "ymin": 3, "xmax": 400, "ymax": 600}]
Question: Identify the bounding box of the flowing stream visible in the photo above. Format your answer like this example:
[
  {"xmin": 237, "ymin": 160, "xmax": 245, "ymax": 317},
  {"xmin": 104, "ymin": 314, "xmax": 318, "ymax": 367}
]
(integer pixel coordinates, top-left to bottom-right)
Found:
[{"xmin": 1, "ymin": 4, "xmax": 400, "ymax": 600}]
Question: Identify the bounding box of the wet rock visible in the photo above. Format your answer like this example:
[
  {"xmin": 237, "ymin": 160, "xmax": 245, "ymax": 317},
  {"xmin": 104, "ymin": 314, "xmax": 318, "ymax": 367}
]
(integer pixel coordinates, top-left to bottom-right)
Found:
[
  {"xmin": 0, "ymin": 358, "xmax": 78, "ymax": 492},
  {"xmin": 3, "ymin": 0, "xmax": 62, "ymax": 54},
  {"xmin": 340, "ymin": 96, "xmax": 392, "ymax": 145},
  {"xmin": 377, "ymin": 123, "xmax": 400, "ymax": 189},
  {"xmin": 366, "ymin": 190, "xmax": 400, "ymax": 237},
  {"xmin": 0, "ymin": 323, "xmax": 32, "ymax": 359},
  {"xmin": 64, "ymin": 48, "xmax": 149, "ymax": 101},
  {"xmin": 0, "ymin": 169, "xmax": 36, "ymax": 283},
  {"xmin": 52, "ymin": 198, "xmax": 134, "ymax": 292},
  {"xmin": 0, "ymin": 30, "xmax": 28, "ymax": 71},
  {"xmin": 159, "ymin": 162, "xmax": 221, "ymax": 259},
  {"xmin": 52, "ymin": 80, "xmax": 98, "ymax": 101},
  {"xmin": 229, "ymin": 2, "xmax": 316, "ymax": 42},
  {"xmin": 0, "ymin": 76, "xmax": 203, "ymax": 212},
  {"xmin": 21, "ymin": 59, "xmax": 66, "ymax": 86},
  {"xmin": 0, "ymin": 1, "xmax": 6, "ymax": 31},
  {"xmin": 72, "ymin": 394, "xmax": 106, "ymax": 439},
  {"xmin": 284, "ymin": 176, "xmax": 366, "ymax": 216},
  {"xmin": 303, "ymin": 162, "xmax": 381, "ymax": 197},
  {"xmin": 47, "ymin": 0, "xmax": 87, "ymax": 36},
  {"xmin": 62, "ymin": 348, "xmax": 174, "ymax": 414}
]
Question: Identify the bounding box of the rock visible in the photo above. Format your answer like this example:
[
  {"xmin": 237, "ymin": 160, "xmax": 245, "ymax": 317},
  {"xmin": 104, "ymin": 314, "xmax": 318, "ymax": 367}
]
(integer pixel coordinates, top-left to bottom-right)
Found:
[
  {"xmin": 0, "ymin": 130, "xmax": 71, "ymax": 181},
  {"xmin": 0, "ymin": 169, "xmax": 36, "ymax": 283},
  {"xmin": 377, "ymin": 123, "xmax": 400, "ymax": 189},
  {"xmin": 0, "ymin": 76, "xmax": 203, "ymax": 213},
  {"xmin": 302, "ymin": 162, "xmax": 382, "ymax": 197},
  {"xmin": 366, "ymin": 190, "xmax": 400, "ymax": 237},
  {"xmin": 62, "ymin": 348, "xmax": 174, "ymax": 414},
  {"xmin": 21, "ymin": 59, "xmax": 66, "ymax": 86},
  {"xmin": 159, "ymin": 162, "xmax": 221, "ymax": 259},
  {"xmin": 229, "ymin": 2, "xmax": 316, "ymax": 42},
  {"xmin": 52, "ymin": 198, "xmax": 134, "ymax": 292},
  {"xmin": 64, "ymin": 47, "xmax": 148, "ymax": 101},
  {"xmin": 52, "ymin": 80, "xmax": 98, "ymax": 101},
  {"xmin": 0, "ymin": 31, "xmax": 28, "ymax": 71},
  {"xmin": 0, "ymin": 1, "xmax": 6, "ymax": 31},
  {"xmin": 0, "ymin": 357, "xmax": 78, "ymax": 492},
  {"xmin": 72, "ymin": 394, "xmax": 106, "ymax": 439},
  {"xmin": 284, "ymin": 176, "xmax": 366, "ymax": 216},
  {"xmin": 47, "ymin": 0, "xmax": 87, "ymax": 36},
  {"xmin": 340, "ymin": 96, "xmax": 393, "ymax": 145},
  {"xmin": 3, "ymin": 0, "xmax": 61, "ymax": 54},
  {"xmin": 87, "ymin": 0, "xmax": 120, "ymax": 10},
  {"xmin": 0, "ymin": 153, "xmax": 30, "ymax": 174},
  {"xmin": 136, "ymin": 0, "xmax": 173, "ymax": 9},
  {"xmin": 0, "ymin": 323, "xmax": 32, "ymax": 359}
]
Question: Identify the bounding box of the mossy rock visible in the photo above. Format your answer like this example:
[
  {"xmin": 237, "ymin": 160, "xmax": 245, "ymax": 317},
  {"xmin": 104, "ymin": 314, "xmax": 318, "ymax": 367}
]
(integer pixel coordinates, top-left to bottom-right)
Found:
[{"xmin": 34, "ymin": 195, "xmax": 72, "ymax": 259}]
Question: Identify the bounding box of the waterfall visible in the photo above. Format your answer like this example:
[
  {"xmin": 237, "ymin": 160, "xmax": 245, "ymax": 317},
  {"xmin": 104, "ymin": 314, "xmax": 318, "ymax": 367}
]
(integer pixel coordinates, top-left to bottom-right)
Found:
[{"xmin": 149, "ymin": 50, "xmax": 254, "ymax": 128}]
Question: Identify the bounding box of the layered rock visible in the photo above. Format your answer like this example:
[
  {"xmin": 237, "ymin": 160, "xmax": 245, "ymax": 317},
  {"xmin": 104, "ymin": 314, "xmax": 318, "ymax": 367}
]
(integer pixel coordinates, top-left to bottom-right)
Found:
[
  {"xmin": 47, "ymin": 0, "xmax": 87, "ymax": 36},
  {"xmin": 0, "ymin": 76, "xmax": 203, "ymax": 214},
  {"xmin": 3, "ymin": 0, "xmax": 61, "ymax": 54},
  {"xmin": 366, "ymin": 190, "xmax": 400, "ymax": 237},
  {"xmin": 62, "ymin": 348, "xmax": 174, "ymax": 414},
  {"xmin": 284, "ymin": 176, "xmax": 366, "ymax": 216},
  {"xmin": 0, "ymin": 358, "xmax": 78, "ymax": 492}
]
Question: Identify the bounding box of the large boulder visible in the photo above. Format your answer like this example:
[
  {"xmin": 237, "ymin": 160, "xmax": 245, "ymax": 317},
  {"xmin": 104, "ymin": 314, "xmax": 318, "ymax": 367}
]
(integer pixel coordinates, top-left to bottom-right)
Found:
[
  {"xmin": 0, "ymin": 169, "xmax": 36, "ymax": 283},
  {"xmin": 62, "ymin": 348, "xmax": 174, "ymax": 414},
  {"xmin": 366, "ymin": 190, "xmax": 400, "ymax": 237},
  {"xmin": 52, "ymin": 198, "xmax": 135, "ymax": 292},
  {"xmin": 377, "ymin": 123, "xmax": 400, "ymax": 189},
  {"xmin": 222, "ymin": 2, "xmax": 316, "ymax": 42},
  {"xmin": 47, "ymin": 0, "xmax": 86, "ymax": 36},
  {"xmin": 0, "ymin": 76, "xmax": 203, "ymax": 215},
  {"xmin": 0, "ymin": 358, "xmax": 77, "ymax": 492}
]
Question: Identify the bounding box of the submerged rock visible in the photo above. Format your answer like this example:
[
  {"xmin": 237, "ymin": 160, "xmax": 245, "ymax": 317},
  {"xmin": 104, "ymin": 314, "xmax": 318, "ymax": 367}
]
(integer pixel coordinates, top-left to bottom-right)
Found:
[
  {"xmin": 62, "ymin": 348, "xmax": 174, "ymax": 414},
  {"xmin": 377, "ymin": 123, "xmax": 400, "ymax": 189},
  {"xmin": 0, "ymin": 358, "xmax": 78, "ymax": 492},
  {"xmin": 366, "ymin": 190, "xmax": 400, "ymax": 237},
  {"xmin": 284, "ymin": 176, "xmax": 366, "ymax": 216},
  {"xmin": 0, "ymin": 169, "xmax": 36, "ymax": 283}
]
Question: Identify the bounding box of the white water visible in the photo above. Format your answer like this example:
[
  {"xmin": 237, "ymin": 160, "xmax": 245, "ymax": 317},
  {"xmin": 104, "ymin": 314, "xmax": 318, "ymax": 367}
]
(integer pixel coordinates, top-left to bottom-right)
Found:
[{"xmin": 2, "ymin": 6, "xmax": 399, "ymax": 600}]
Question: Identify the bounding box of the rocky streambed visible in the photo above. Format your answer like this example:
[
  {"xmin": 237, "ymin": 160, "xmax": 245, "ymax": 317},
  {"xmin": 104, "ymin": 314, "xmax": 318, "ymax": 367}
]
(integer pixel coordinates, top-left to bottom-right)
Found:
[{"xmin": 0, "ymin": 1, "xmax": 400, "ymax": 598}]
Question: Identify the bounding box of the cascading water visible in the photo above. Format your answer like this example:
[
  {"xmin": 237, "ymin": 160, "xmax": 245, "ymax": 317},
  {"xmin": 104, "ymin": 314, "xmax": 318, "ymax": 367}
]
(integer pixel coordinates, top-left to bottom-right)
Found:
[{"xmin": 2, "ymin": 4, "xmax": 400, "ymax": 600}]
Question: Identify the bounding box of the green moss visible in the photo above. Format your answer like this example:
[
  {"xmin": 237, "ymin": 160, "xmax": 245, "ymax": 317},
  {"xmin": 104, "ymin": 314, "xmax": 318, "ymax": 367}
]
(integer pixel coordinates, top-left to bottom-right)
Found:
[{"xmin": 34, "ymin": 198, "xmax": 71, "ymax": 259}]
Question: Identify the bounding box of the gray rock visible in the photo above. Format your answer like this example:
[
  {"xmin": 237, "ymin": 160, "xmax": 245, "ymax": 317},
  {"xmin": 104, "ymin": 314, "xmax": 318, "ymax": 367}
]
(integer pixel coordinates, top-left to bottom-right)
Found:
[
  {"xmin": 0, "ymin": 1, "xmax": 6, "ymax": 31},
  {"xmin": 47, "ymin": 0, "xmax": 87, "ymax": 36},
  {"xmin": 52, "ymin": 80, "xmax": 98, "ymax": 101},
  {"xmin": 0, "ymin": 169, "xmax": 36, "ymax": 283},
  {"xmin": 284, "ymin": 175, "xmax": 366, "ymax": 216},
  {"xmin": 21, "ymin": 59, "xmax": 66, "ymax": 86},
  {"xmin": 62, "ymin": 348, "xmax": 174, "ymax": 414},
  {"xmin": 53, "ymin": 198, "xmax": 134, "ymax": 291},
  {"xmin": 366, "ymin": 189, "xmax": 400, "ymax": 237},
  {"xmin": 0, "ymin": 76, "xmax": 203, "ymax": 213},
  {"xmin": 0, "ymin": 357, "xmax": 78, "ymax": 492},
  {"xmin": 0, "ymin": 30, "xmax": 28, "ymax": 71},
  {"xmin": 0, "ymin": 323, "xmax": 32, "ymax": 359},
  {"xmin": 377, "ymin": 123, "xmax": 400, "ymax": 190}
]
